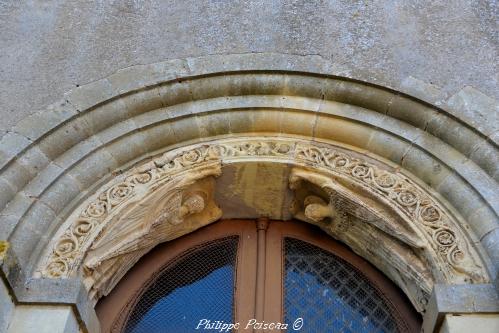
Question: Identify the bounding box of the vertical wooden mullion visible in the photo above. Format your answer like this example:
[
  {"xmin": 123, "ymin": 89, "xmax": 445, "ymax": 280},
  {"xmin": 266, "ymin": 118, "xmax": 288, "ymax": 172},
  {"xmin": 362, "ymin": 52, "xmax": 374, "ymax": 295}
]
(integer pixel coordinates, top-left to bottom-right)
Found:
[
  {"xmin": 250, "ymin": 217, "xmax": 269, "ymax": 332},
  {"xmin": 262, "ymin": 220, "xmax": 285, "ymax": 331},
  {"xmin": 234, "ymin": 220, "xmax": 259, "ymax": 332}
]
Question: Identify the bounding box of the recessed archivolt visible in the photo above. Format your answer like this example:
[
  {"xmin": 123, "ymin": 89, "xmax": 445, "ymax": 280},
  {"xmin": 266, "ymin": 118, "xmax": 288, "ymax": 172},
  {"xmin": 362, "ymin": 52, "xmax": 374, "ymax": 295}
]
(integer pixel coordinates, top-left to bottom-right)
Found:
[
  {"xmin": 35, "ymin": 137, "xmax": 490, "ymax": 312},
  {"xmin": 2, "ymin": 71, "xmax": 497, "ymax": 277},
  {"xmin": 0, "ymin": 59, "xmax": 497, "ymax": 325}
]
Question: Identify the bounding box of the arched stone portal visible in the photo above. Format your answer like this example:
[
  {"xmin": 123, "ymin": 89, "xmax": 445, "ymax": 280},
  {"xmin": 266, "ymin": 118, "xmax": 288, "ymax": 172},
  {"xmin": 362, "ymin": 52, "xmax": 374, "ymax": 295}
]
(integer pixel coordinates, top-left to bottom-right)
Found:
[{"xmin": 0, "ymin": 54, "xmax": 497, "ymax": 332}]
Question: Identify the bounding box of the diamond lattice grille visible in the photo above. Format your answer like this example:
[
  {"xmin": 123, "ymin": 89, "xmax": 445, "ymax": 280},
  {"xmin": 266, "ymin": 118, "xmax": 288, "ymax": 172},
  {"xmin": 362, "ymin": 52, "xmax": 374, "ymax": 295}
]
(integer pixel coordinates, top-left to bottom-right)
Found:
[
  {"xmin": 284, "ymin": 237, "xmax": 408, "ymax": 333},
  {"xmin": 122, "ymin": 236, "xmax": 238, "ymax": 333}
]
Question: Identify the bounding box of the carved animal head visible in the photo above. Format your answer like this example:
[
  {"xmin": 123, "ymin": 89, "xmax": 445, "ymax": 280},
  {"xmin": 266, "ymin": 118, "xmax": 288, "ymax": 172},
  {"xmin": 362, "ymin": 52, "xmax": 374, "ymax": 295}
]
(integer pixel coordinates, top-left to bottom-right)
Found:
[{"xmin": 303, "ymin": 195, "xmax": 333, "ymax": 222}]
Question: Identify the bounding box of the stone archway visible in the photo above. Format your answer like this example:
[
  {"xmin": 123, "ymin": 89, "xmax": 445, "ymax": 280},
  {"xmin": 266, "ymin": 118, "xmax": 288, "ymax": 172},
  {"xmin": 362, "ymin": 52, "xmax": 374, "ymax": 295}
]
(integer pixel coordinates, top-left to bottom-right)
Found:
[
  {"xmin": 34, "ymin": 136, "xmax": 490, "ymax": 312},
  {"xmin": 0, "ymin": 54, "xmax": 497, "ymax": 332}
]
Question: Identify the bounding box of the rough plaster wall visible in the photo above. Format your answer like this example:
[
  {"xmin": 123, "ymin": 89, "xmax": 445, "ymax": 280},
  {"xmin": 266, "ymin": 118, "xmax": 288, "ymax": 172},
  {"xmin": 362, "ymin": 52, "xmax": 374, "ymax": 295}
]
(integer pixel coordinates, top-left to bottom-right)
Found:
[{"xmin": 0, "ymin": 0, "xmax": 497, "ymax": 134}]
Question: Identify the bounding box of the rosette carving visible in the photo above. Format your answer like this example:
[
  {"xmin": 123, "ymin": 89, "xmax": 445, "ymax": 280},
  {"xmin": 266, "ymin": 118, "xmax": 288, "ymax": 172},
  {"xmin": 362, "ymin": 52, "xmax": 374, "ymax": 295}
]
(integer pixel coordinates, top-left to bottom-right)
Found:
[
  {"xmin": 292, "ymin": 143, "xmax": 488, "ymax": 285},
  {"xmin": 83, "ymin": 176, "xmax": 222, "ymax": 300},
  {"xmin": 37, "ymin": 139, "xmax": 293, "ymax": 286},
  {"xmin": 36, "ymin": 138, "xmax": 488, "ymax": 306}
]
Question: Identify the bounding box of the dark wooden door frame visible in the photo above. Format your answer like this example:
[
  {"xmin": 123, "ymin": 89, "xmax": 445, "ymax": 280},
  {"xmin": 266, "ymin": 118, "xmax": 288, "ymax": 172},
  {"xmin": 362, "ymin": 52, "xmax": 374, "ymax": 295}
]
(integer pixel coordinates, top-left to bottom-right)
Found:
[
  {"xmin": 264, "ymin": 220, "xmax": 421, "ymax": 333},
  {"xmin": 96, "ymin": 219, "xmax": 421, "ymax": 332},
  {"xmin": 96, "ymin": 220, "xmax": 257, "ymax": 332}
]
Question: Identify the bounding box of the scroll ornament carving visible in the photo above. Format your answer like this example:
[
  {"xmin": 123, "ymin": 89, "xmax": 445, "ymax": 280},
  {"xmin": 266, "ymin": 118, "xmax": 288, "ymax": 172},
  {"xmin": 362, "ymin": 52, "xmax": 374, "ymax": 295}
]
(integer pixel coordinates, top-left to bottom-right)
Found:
[
  {"xmin": 38, "ymin": 140, "xmax": 293, "ymax": 281},
  {"xmin": 38, "ymin": 145, "xmax": 222, "ymax": 280},
  {"xmin": 291, "ymin": 145, "xmax": 488, "ymax": 284},
  {"xmin": 37, "ymin": 138, "xmax": 488, "ymax": 299},
  {"xmin": 84, "ymin": 175, "xmax": 221, "ymax": 299},
  {"xmin": 289, "ymin": 168, "xmax": 435, "ymax": 310}
]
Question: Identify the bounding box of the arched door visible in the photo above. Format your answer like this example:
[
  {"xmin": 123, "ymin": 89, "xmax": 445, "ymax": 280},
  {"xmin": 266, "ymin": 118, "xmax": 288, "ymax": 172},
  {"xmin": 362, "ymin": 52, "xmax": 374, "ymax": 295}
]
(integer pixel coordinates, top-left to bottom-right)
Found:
[{"xmin": 96, "ymin": 220, "xmax": 421, "ymax": 332}]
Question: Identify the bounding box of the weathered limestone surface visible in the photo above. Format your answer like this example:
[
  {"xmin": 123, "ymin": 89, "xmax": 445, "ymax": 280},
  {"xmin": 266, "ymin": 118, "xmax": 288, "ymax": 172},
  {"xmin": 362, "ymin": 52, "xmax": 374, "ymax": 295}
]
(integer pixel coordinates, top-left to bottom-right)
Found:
[
  {"xmin": 0, "ymin": 0, "xmax": 498, "ymax": 134},
  {"xmin": 6, "ymin": 305, "xmax": 79, "ymax": 333},
  {"xmin": 0, "ymin": 2, "xmax": 497, "ymax": 331},
  {"xmin": 0, "ymin": 277, "xmax": 14, "ymax": 333},
  {"xmin": 439, "ymin": 315, "xmax": 499, "ymax": 333},
  {"xmin": 30, "ymin": 137, "xmax": 491, "ymax": 318},
  {"xmin": 422, "ymin": 284, "xmax": 499, "ymax": 332},
  {"xmin": 0, "ymin": 64, "xmax": 496, "ymax": 332}
]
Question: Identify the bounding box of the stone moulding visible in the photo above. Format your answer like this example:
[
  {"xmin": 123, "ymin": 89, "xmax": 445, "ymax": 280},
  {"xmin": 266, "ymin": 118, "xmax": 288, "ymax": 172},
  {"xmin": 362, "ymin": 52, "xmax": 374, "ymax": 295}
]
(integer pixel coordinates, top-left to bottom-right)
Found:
[
  {"xmin": 289, "ymin": 167, "xmax": 433, "ymax": 311},
  {"xmin": 35, "ymin": 137, "xmax": 490, "ymax": 307},
  {"xmin": 289, "ymin": 145, "xmax": 487, "ymax": 283},
  {"xmin": 83, "ymin": 172, "xmax": 222, "ymax": 300},
  {"xmin": 36, "ymin": 145, "xmax": 224, "ymax": 279},
  {"xmin": 1, "ymin": 63, "xmax": 497, "ymax": 282},
  {"xmin": 0, "ymin": 54, "xmax": 496, "ymax": 331}
]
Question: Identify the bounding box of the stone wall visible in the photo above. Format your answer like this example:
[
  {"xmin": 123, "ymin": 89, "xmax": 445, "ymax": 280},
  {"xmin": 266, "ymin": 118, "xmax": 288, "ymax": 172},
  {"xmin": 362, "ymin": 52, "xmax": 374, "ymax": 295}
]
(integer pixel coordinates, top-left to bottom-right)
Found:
[
  {"xmin": 0, "ymin": 1, "xmax": 497, "ymax": 332},
  {"xmin": 1, "ymin": 0, "xmax": 497, "ymax": 133}
]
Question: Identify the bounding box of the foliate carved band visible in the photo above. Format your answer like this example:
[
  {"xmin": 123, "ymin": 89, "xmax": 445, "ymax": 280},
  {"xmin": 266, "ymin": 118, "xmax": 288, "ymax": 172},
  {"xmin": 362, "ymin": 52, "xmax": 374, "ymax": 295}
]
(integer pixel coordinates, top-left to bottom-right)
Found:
[
  {"xmin": 37, "ymin": 138, "xmax": 489, "ymax": 288},
  {"xmin": 291, "ymin": 145, "xmax": 488, "ymax": 284},
  {"xmin": 37, "ymin": 140, "xmax": 293, "ymax": 279}
]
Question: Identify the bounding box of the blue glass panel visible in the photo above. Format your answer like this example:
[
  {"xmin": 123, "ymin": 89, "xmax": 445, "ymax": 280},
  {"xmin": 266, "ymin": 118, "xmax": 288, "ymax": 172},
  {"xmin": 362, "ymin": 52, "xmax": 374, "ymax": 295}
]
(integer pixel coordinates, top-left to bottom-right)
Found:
[
  {"xmin": 124, "ymin": 237, "xmax": 238, "ymax": 333},
  {"xmin": 284, "ymin": 238, "xmax": 402, "ymax": 333}
]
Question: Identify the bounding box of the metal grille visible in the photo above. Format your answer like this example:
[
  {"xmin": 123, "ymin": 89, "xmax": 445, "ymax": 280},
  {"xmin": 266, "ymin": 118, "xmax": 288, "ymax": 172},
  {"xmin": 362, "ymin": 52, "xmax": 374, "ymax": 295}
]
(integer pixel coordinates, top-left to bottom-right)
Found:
[
  {"xmin": 284, "ymin": 238, "xmax": 408, "ymax": 333},
  {"xmin": 121, "ymin": 236, "xmax": 239, "ymax": 333}
]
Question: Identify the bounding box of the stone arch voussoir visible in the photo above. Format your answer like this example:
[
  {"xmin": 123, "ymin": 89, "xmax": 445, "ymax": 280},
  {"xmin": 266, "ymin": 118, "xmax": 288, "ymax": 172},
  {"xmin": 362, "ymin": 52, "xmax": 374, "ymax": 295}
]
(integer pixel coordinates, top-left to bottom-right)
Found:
[{"xmin": 0, "ymin": 54, "xmax": 497, "ymax": 329}]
